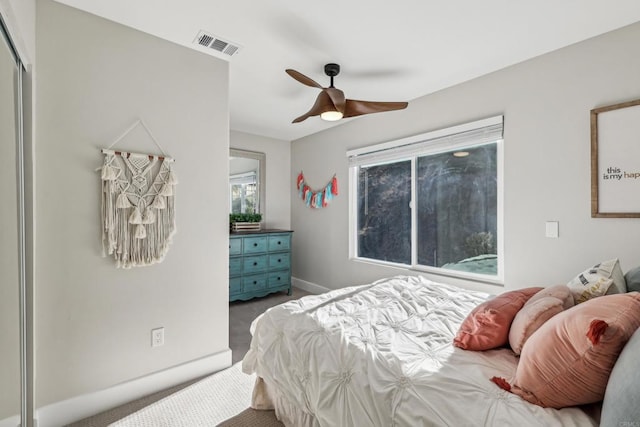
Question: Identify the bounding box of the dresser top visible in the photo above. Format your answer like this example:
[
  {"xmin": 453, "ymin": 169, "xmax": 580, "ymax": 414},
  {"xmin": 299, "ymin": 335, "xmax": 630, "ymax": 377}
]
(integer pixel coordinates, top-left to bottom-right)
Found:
[{"xmin": 230, "ymin": 228, "xmax": 293, "ymax": 236}]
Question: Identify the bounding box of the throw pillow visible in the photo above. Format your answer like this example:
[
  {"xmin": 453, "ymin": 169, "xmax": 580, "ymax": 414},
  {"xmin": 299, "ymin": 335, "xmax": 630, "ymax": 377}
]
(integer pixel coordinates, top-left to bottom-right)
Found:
[
  {"xmin": 566, "ymin": 259, "xmax": 625, "ymax": 303},
  {"xmin": 495, "ymin": 292, "xmax": 640, "ymax": 408},
  {"xmin": 624, "ymin": 265, "xmax": 640, "ymax": 292},
  {"xmin": 600, "ymin": 328, "xmax": 640, "ymax": 427},
  {"xmin": 508, "ymin": 284, "xmax": 574, "ymax": 355},
  {"xmin": 453, "ymin": 287, "xmax": 542, "ymax": 351},
  {"xmin": 605, "ymin": 259, "xmax": 627, "ymax": 294}
]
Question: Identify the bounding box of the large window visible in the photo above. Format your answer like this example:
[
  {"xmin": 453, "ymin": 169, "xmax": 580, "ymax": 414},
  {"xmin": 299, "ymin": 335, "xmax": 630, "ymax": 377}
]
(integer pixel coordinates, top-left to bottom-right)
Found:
[{"xmin": 348, "ymin": 117, "xmax": 503, "ymax": 282}]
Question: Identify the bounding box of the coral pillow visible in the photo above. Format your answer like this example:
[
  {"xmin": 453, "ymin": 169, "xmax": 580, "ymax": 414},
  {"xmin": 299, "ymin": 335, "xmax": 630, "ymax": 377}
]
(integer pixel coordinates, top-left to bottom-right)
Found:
[
  {"xmin": 502, "ymin": 292, "xmax": 640, "ymax": 408},
  {"xmin": 508, "ymin": 285, "xmax": 574, "ymax": 355},
  {"xmin": 453, "ymin": 287, "xmax": 542, "ymax": 351}
]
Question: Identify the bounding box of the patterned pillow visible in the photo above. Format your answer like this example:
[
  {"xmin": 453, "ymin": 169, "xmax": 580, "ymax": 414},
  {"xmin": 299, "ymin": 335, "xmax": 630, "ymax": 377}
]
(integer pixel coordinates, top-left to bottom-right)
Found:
[{"xmin": 566, "ymin": 259, "xmax": 625, "ymax": 304}]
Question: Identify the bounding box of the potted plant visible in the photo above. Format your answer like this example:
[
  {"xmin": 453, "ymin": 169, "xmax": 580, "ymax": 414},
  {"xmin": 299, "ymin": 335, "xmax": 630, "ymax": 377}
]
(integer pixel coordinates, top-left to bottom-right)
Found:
[{"xmin": 229, "ymin": 212, "xmax": 262, "ymax": 232}]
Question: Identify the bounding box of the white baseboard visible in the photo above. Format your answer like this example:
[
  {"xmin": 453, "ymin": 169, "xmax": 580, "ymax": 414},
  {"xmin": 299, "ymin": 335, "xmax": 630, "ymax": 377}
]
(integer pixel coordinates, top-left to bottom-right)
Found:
[
  {"xmin": 0, "ymin": 414, "xmax": 20, "ymax": 427},
  {"xmin": 292, "ymin": 277, "xmax": 330, "ymax": 294},
  {"xmin": 35, "ymin": 348, "xmax": 232, "ymax": 427}
]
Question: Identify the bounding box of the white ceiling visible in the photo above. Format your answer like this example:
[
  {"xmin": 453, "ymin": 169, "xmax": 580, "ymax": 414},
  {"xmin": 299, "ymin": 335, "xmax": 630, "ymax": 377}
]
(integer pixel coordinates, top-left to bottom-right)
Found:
[{"xmin": 54, "ymin": 0, "xmax": 640, "ymax": 141}]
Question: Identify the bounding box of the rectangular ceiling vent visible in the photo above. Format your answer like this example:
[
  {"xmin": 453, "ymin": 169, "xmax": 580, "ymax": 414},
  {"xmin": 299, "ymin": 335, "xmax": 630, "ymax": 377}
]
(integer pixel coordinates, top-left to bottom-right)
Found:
[{"xmin": 194, "ymin": 31, "xmax": 242, "ymax": 59}]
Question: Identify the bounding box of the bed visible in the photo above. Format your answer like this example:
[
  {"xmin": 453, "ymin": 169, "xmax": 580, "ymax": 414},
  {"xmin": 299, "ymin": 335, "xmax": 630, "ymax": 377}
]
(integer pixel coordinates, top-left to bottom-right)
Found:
[{"xmin": 241, "ymin": 275, "xmax": 600, "ymax": 426}]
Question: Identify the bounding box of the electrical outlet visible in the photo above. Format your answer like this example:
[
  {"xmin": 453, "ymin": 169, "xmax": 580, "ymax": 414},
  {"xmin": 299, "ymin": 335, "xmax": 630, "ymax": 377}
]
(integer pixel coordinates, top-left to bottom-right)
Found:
[{"xmin": 151, "ymin": 327, "xmax": 164, "ymax": 347}]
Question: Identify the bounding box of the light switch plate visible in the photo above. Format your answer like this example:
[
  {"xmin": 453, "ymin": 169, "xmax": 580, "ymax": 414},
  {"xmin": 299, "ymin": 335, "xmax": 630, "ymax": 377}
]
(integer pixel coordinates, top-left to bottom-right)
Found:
[{"xmin": 545, "ymin": 221, "xmax": 559, "ymax": 238}]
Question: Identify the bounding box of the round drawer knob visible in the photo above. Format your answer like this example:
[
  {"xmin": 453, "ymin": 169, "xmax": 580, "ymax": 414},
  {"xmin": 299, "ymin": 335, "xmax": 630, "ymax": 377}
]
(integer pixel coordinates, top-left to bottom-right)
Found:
[
  {"xmin": 278, "ymin": 259, "xmax": 281, "ymax": 263},
  {"xmin": 277, "ymin": 277, "xmax": 281, "ymax": 281},
  {"xmin": 253, "ymin": 262, "xmax": 257, "ymax": 266},
  {"xmin": 253, "ymin": 243, "xmax": 258, "ymax": 247},
  {"xmin": 277, "ymin": 241, "xmax": 281, "ymax": 245},
  {"xmin": 253, "ymin": 281, "xmax": 257, "ymax": 285}
]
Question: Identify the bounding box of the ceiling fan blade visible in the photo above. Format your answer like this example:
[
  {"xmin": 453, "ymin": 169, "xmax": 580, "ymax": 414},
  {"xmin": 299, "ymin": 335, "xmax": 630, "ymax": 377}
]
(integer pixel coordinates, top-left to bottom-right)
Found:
[
  {"xmin": 325, "ymin": 87, "xmax": 346, "ymax": 113},
  {"xmin": 292, "ymin": 91, "xmax": 335, "ymax": 123},
  {"xmin": 343, "ymin": 99, "xmax": 408, "ymax": 118},
  {"xmin": 286, "ymin": 69, "xmax": 323, "ymax": 89}
]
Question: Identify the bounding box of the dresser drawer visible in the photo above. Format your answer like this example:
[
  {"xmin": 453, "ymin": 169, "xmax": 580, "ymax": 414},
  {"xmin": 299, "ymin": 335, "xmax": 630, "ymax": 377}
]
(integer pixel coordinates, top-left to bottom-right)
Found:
[
  {"xmin": 243, "ymin": 236, "xmax": 268, "ymax": 254},
  {"xmin": 267, "ymin": 271, "xmax": 290, "ymax": 287},
  {"xmin": 242, "ymin": 274, "xmax": 266, "ymax": 292},
  {"xmin": 268, "ymin": 253, "xmax": 290, "ymax": 270},
  {"xmin": 229, "ymin": 237, "xmax": 242, "ymax": 256},
  {"xmin": 243, "ymin": 255, "xmax": 268, "ymax": 273},
  {"xmin": 229, "ymin": 276, "xmax": 242, "ymax": 295},
  {"xmin": 229, "ymin": 257, "xmax": 242, "ymax": 276},
  {"xmin": 268, "ymin": 234, "xmax": 291, "ymax": 252}
]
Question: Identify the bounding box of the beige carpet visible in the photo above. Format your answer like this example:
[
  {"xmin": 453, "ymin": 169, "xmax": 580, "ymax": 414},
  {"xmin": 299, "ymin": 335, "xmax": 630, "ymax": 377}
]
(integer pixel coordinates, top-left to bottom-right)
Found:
[
  {"xmin": 217, "ymin": 408, "xmax": 282, "ymax": 426},
  {"xmin": 109, "ymin": 362, "xmax": 282, "ymax": 426}
]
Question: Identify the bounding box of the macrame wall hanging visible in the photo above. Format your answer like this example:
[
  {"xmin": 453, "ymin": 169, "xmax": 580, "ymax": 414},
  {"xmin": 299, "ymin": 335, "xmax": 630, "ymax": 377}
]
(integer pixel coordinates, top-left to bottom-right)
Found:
[
  {"xmin": 99, "ymin": 119, "xmax": 177, "ymax": 268},
  {"xmin": 296, "ymin": 171, "xmax": 338, "ymax": 209}
]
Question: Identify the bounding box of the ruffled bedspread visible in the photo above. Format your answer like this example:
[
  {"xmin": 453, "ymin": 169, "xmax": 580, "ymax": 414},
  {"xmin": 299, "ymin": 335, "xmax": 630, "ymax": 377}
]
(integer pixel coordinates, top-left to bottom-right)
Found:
[{"xmin": 242, "ymin": 275, "xmax": 596, "ymax": 427}]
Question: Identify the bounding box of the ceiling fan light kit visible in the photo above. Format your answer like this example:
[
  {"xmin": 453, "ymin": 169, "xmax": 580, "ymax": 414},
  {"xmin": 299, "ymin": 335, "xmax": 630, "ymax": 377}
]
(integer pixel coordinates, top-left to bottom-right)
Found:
[
  {"xmin": 320, "ymin": 110, "xmax": 343, "ymax": 121},
  {"xmin": 286, "ymin": 63, "xmax": 408, "ymax": 123}
]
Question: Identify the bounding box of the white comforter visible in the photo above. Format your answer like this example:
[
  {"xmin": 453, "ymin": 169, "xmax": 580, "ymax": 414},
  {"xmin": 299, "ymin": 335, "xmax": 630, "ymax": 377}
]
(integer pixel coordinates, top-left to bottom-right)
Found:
[{"xmin": 242, "ymin": 276, "xmax": 596, "ymax": 427}]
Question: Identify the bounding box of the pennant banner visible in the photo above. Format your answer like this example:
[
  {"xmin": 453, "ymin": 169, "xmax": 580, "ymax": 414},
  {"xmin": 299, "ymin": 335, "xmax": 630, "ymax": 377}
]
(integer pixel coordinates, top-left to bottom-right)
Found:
[{"xmin": 297, "ymin": 171, "xmax": 338, "ymax": 209}]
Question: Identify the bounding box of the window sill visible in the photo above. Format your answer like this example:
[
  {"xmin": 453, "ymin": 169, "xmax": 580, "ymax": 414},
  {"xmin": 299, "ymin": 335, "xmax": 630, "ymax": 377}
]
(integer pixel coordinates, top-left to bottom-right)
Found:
[{"xmin": 350, "ymin": 256, "xmax": 504, "ymax": 287}]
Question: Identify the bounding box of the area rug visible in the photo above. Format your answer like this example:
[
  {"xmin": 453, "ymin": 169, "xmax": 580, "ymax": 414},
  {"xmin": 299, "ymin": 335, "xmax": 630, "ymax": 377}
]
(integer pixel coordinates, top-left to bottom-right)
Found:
[{"xmin": 110, "ymin": 362, "xmax": 281, "ymax": 426}]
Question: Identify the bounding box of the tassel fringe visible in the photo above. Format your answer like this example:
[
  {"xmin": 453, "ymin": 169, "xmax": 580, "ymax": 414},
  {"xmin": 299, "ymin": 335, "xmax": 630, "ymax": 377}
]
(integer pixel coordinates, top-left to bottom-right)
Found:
[
  {"xmin": 160, "ymin": 183, "xmax": 173, "ymax": 196},
  {"xmin": 587, "ymin": 319, "xmax": 608, "ymax": 345},
  {"xmin": 151, "ymin": 195, "xmax": 166, "ymax": 209},
  {"xmin": 129, "ymin": 207, "xmax": 142, "ymax": 224},
  {"xmin": 101, "ymin": 165, "xmax": 117, "ymax": 181},
  {"xmin": 297, "ymin": 171, "xmax": 338, "ymax": 209},
  {"xmin": 167, "ymin": 169, "xmax": 178, "ymax": 185},
  {"xmin": 491, "ymin": 376, "xmax": 511, "ymax": 392},
  {"xmin": 116, "ymin": 193, "xmax": 132, "ymax": 208}
]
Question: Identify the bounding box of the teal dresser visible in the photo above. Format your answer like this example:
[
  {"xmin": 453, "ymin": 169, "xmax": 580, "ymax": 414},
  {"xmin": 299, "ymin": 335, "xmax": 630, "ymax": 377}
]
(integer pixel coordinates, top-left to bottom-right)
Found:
[{"xmin": 229, "ymin": 230, "xmax": 293, "ymax": 302}]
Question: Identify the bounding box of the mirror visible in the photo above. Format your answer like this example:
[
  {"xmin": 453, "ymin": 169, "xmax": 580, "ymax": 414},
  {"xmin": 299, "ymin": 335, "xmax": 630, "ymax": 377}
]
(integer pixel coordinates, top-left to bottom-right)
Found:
[{"xmin": 229, "ymin": 148, "xmax": 265, "ymax": 218}]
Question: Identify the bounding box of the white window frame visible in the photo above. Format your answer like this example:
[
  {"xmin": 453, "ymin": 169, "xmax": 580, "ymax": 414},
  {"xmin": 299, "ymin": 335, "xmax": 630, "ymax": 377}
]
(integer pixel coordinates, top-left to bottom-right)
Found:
[{"xmin": 347, "ymin": 116, "xmax": 504, "ymax": 285}]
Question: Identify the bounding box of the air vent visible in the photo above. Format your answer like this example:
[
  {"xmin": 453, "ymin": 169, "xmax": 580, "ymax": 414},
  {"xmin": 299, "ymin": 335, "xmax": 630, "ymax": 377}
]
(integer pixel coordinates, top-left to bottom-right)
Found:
[{"xmin": 193, "ymin": 31, "xmax": 242, "ymax": 60}]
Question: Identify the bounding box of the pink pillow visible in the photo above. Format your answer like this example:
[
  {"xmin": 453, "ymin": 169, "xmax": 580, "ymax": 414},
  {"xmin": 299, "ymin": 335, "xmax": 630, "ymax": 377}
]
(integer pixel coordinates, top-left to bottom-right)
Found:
[
  {"xmin": 508, "ymin": 285, "xmax": 574, "ymax": 355},
  {"xmin": 453, "ymin": 287, "xmax": 542, "ymax": 351},
  {"xmin": 493, "ymin": 292, "xmax": 640, "ymax": 408}
]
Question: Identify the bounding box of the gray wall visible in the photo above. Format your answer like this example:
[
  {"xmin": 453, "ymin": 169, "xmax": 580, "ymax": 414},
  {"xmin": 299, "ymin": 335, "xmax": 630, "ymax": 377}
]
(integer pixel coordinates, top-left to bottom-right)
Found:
[
  {"xmin": 231, "ymin": 131, "xmax": 291, "ymax": 229},
  {"xmin": 291, "ymin": 22, "xmax": 640, "ymax": 293},
  {"xmin": 36, "ymin": 0, "xmax": 229, "ymax": 406}
]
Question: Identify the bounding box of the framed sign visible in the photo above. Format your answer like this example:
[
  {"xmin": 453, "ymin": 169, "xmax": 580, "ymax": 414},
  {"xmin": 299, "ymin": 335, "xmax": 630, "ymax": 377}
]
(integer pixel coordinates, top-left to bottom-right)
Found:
[{"xmin": 591, "ymin": 98, "xmax": 640, "ymax": 218}]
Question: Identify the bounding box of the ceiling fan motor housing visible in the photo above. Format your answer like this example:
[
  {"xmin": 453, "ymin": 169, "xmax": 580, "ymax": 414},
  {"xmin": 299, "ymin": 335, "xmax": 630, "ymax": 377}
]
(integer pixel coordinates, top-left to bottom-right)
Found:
[{"xmin": 324, "ymin": 63, "xmax": 340, "ymax": 77}]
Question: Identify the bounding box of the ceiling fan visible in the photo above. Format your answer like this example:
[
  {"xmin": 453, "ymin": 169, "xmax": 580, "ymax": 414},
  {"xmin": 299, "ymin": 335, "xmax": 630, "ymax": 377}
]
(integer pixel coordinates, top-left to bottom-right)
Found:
[{"xmin": 286, "ymin": 63, "xmax": 408, "ymax": 123}]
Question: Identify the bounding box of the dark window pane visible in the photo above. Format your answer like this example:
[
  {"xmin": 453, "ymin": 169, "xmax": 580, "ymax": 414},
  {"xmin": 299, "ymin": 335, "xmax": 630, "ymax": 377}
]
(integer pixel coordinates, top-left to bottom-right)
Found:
[
  {"xmin": 357, "ymin": 161, "xmax": 411, "ymax": 264},
  {"xmin": 416, "ymin": 144, "xmax": 497, "ymax": 275}
]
